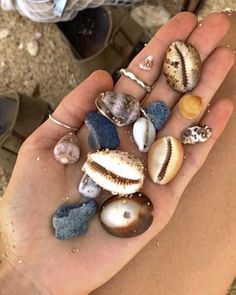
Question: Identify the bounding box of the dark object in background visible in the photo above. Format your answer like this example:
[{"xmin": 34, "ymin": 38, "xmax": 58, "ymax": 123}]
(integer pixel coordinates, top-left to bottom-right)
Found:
[
  {"xmin": 57, "ymin": 7, "xmax": 149, "ymax": 83},
  {"xmin": 0, "ymin": 91, "xmax": 50, "ymax": 171},
  {"xmin": 57, "ymin": 7, "xmax": 112, "ymax": 59},
  {"xmin": 162, "ymin": 0, "xmax": 203, "ymax": 15}
]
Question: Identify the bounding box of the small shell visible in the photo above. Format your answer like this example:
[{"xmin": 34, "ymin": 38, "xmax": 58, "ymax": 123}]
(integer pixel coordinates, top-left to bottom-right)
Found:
[
  {"xmin": 163, "ymin": 40, "xmax": 201, "ymax": 93},
  {"xmin": 78, "ymin": 174, "xmax": 102, "ymax": 199},
  {"xmin": 27, "ymin": 40, "xmax": 39, "ymax": 57},
  {"xmin": 178, "ymin": 94, "xmax": 203, "ymax": 119},
  {"xmin": 0, "ymin": 28, "xmax": 10, "ymax": 39},
  {"xmin": 95, "ymin": 91, "xmax": 140, "ymax": 127},
  {"xmin": 139, "ymin": 55, "xmax": 154, "ymax": 71},
  {"xmin": 82, "ymin": 150, "xmax": 144, "ymax": 195},
  {"xmin": 133, "ymin": 117, "xmax": 156, "ymax": 152},
  {"xmin": 147, "ymin": 136, "xmax": 184, "ymax": 185},
  {"xmin": 54, "ymin": 133, "xmax": 80, "ymax": 164},
  {"xmin": 182, "ymin": 125, "xmax": 212, "ymax": 144},
  {"xmin": 99, "ymin": 193, "xmax": 154, "ymax": 238}
]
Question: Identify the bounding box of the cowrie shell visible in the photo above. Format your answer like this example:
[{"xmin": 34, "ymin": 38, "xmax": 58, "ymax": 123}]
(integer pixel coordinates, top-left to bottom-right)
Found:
[
  {"xmin": 133, "ymin": 117, "xmax": 156, "ymax": 152},
  {"xmin": 53, "ymin": 133, "xmax": 80, "ymax": 164},
  {"xmin": 163, "ymin": 40, "xmax": 201, "ymax": 93},
  {"xmin": 95, "ymin": 91, "xmax": 140, "ymax": 127},
  {"xmin": 82, "ymin": 150, "xmax": 144, "ymax": 195},
  {"xmin": 99, "ymin": 192, "xmax": 154, "ymax": 238},
  {"xmin": 147, "ymin": 136, "xmax": 184, "ymax": 185}
]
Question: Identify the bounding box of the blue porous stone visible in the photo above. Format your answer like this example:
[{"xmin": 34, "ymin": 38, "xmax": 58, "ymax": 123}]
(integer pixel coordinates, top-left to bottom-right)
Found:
[
  {"xmin": 145, "ymin": 101, "xmax": 170, "ymax": 131},
  {"xmin": 85, "ymin": 112, "xmax": 120, "ymax": 150},
  {"xmin": 52, "ymin": 200, "xmax": 97, "ymax": 240}
]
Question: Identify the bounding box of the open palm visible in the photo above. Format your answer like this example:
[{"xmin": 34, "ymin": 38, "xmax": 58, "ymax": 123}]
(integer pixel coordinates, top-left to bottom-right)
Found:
[{"xmin": 0, "ymin": 12, "xmax": 234, "ymax": 295}]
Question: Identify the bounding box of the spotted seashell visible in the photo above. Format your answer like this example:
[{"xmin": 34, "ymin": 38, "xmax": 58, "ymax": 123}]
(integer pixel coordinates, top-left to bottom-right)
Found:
[
  {"xmin": 147, "ymin": 136, "xmax": 184, "ymax": 185},
  {"xmin": 95, "ymin": 91, "xmax": 140, "ymax": 127},
  {"xmin": 99, "ymin": 193, "xmax": 154, "ymax": 238},
  {"xmin": 82, "ymin": 150, "xmax": 144, "ymax": 195},
  {"xmin": 163, "ymin": 40, "xmax": 201, "ymax": 93},
  {"xmin": 53, "ymin": 133, "xmax": 80, "ymax": 164},
  {"xmin": 133, "ymin": 117, "xmax": 156, "ymax": 152},
  {"xmin": 78, "ymin": 174, "xmax": 102, "ymax": 199},
  {"xmin": 182, "ymin": 125, "xmax": 212, "ymax": 144}
]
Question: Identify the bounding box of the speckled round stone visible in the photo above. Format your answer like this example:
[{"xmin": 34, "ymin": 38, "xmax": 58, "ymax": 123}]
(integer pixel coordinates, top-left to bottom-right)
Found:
[{"xmin": 85, "ymin": 112, "xmax": 120, "ymax": 150}]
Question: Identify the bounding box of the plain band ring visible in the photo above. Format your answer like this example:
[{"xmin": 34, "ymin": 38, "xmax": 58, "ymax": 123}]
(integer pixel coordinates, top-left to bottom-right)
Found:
[
  {"xmin": 120, "ymin": 68, "xmax": 152, "ymax": 93},
  {"xmin": 48, "ymin": 114, "xmax": 79, "ymax": 131}
]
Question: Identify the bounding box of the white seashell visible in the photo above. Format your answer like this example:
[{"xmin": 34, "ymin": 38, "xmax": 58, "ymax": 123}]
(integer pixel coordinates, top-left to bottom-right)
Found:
[
  {"xmin": 78, "ymin": 174, "xmax": 102, "ymax": 199},
  {"xmin": 82, "ymin": 150, "xmax": 144, "ymax": 195},
  {"xmin": 0, "ymin": 29, "xmax": 10, "ymax": 39},
  {"xmin": 27, "ymin": 40, "xmax": 39, "ymax": 57},
  {"xmin": 147, "ymin": 136, "xmax": 184, "ymax": 185},
  {"xmin": 54, "ymin": 133, "xmax": 80, "ymax": 164},
  {"xmin": 182, "ymin": 125, "xmax": 212, "ymax": 144},
  {"xmin": 133, "ymin": 117, "xmax": 156, "ymax": 152}
]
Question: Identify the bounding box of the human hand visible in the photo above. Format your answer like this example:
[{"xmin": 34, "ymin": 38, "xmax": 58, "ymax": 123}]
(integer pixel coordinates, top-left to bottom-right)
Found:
[{"xmin": 0, "ymin": 12, "xmax": 234, "ymax": 295}]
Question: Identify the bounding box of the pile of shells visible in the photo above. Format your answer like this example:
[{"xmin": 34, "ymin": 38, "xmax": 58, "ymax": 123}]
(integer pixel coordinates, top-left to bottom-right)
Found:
[{"xmin": 52, "ymin": 39, "xmax": 211, "ymax": 240}]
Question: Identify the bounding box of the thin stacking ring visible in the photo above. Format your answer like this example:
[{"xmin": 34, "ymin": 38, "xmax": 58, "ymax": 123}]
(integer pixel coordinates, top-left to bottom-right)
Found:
[
  {"xmin": 120, "ymin": 68, "xmax": 152, "ymax": 93},
  {"xmin": 48, "ymin": 114, "xmax": 79, "ymax": 131}
]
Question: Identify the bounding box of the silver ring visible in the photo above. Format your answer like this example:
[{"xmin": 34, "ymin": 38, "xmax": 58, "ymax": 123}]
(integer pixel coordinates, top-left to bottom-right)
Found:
[
  {"xmin": 120, "ymin": 68, "xmax": 152, "ymax": 93},
  {"xmin": 48, "ymin": 114, "xmax": 79, "ymax": 131}
]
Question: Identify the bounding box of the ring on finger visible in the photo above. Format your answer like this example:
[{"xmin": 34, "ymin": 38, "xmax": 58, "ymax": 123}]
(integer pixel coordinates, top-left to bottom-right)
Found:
[
  {"xmin": 120, "ymin": 68, "xmax": 152, "ymax": 93},
  {"xmin": 48, "ymin": 114, "xmax": 79, "ymax": 132}
]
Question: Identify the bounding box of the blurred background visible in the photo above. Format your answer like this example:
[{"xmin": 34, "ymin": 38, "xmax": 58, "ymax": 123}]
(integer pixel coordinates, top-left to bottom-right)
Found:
[{"xmin": 0, "ymin": 1, "xmax": 236, "ymax": 293}]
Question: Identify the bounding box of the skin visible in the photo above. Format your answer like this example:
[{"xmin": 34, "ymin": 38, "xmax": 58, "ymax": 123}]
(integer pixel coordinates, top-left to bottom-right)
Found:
[{"xmin": 0, "ymin": 12, "xmax": 235, "ymax": 295}]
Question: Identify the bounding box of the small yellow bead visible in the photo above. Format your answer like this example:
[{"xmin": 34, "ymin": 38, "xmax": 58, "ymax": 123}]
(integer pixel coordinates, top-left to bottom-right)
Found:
[{"xmin": 178, "ymin": 94, "xmax": 203, "ymax": 119}]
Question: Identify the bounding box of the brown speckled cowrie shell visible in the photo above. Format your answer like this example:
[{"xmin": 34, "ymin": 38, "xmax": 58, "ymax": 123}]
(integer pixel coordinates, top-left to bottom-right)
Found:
[
  {"xmin": 163, "ymin": 40, "xmax": 201, "ymax": 93},
  {"xmin": 95, "ymin": 91, "xmax": 140, "ymax": 127},
  {"xmin": 99, "ymin": 193, "xmax": 154, "ymax": 238}
]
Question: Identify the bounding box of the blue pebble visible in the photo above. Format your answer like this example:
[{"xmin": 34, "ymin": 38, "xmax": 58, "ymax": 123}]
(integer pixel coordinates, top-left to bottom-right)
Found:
[
  {"xmin": 52, "ymin": 200, "xmax": 97, "ymax": 240},
  {"xmin": 145, "ymin": 101, "xmax": 170, "ymax": 130},
  {"xmin": 85, "ymin": 112, "xmax": 120, "ymax": 150}
]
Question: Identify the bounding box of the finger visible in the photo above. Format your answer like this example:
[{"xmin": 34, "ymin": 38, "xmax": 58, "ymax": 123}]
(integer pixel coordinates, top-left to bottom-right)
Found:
[
  {"xmin": 169, "ymin": 98, "xmax": 234, "ymax": 197},
  {"xmin": 114, "ymin": 12, "xmax": 197, "ymax": 100},
  {"xmin": 159, "ymin": 47, "xmax": 235, "ymax": 138},
  {"xmin": 31, "ymin": 70, "xmax": 113, "ymax": 145},
  {"xmin": 146, "ymin": 12, "xmax": 231, "ymax": 107}
]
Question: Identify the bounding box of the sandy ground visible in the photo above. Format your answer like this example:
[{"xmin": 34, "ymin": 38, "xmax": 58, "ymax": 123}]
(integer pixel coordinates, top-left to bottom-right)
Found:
[
  {"xmin": 0, "ymin": 1, "xmax": 236, "ymax": 293},
  {"xmin": 0, "ymin": 9, "xmax": 87, "ymax": 197}
]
